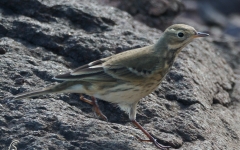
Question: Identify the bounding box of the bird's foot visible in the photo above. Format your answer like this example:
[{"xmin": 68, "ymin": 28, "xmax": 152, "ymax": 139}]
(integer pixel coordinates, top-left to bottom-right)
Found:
[
  {"xmin": 80, "ymin": 95, "xmax": 108, "ymax": 121},
  {"xmin": 151, "ymin": 138, "xmax": 171, "ymax": 150},
  {"xmin": 132, "ymin": 120, "xmax": 171, "ymax": 150},
  {"xmin": 135, "ymin": 135, "xmax": 151, "ymax": 142},
  {"xmin": 135, "ymin": 135, "xmax": 170, "ymax": 150}
]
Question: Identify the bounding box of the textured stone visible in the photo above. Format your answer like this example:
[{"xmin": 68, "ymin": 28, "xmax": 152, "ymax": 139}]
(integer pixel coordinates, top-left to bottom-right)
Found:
[
  {"xmin": 98, "ymin": 0, "xmax": 184, "ymax": 30},
  {"xmin": 0, "ymin": 0, "xmax": 239, "ymax": 150}
]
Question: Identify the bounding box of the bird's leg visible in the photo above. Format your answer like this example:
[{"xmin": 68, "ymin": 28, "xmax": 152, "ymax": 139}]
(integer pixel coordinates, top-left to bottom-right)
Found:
[
  {"xmin": 79, "ymin": 94, "xmax": 108, "ymax": 121},
  {"xmin": 132, "ymin": 120, "xmax": 171, "ymax": 150}
]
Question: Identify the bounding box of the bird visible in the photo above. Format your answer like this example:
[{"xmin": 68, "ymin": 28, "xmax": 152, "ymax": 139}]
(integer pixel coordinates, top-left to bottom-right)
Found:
[{"xmin": 13, "ymin": 24, "xmax": 209, "ymax": 149}]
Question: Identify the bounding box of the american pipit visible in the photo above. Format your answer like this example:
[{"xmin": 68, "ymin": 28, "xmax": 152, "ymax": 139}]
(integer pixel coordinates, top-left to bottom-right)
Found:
[{"xmin": 13, "ymin": 24, "xmax": 209, "ymax": 149}]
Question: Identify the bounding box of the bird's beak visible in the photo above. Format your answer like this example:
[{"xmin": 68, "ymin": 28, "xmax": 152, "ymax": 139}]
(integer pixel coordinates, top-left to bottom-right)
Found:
[{"xmin": 194, "ymin": 32, "xmax": 209, "ymax": 38}]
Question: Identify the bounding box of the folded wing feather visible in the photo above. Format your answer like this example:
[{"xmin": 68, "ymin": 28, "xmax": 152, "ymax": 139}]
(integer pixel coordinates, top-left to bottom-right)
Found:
[{"xmin": 54, "ymin": 46, "xmax": 162, "ymax": 83}]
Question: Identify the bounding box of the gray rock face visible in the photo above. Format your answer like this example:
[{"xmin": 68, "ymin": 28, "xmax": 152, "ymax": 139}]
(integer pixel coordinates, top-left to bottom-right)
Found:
[
  {"xmin": 0, "ymin": 0, "xmax": 239, "ymax": 150},
  {"xmin": 98, "ymin": 0, "xmax": 184, "ymax": 30}
]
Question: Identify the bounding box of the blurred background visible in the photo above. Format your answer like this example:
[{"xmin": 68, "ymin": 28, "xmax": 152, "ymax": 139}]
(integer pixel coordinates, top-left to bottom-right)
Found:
[{"xmin": 99, "ymin": 0, "xmax": 240, "ymax": 39}]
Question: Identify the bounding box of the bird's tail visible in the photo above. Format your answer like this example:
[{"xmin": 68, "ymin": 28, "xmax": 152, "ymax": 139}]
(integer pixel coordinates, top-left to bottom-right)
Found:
[
  {"xmin": 13, "ymin": 81, "xmax": 72, "ymax": 99},
  {"xmin": 13, "ymin": 88, "xmax": 53, "ymax": 99}
]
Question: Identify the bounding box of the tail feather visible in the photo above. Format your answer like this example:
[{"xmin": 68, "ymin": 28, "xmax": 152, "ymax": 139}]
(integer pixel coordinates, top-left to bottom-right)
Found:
[
  {"xmin": 13, "ymin": 81, "xmax": 83, "ymax": 99},
  {"xmin": 13, "ymin": 88, "xmax": 53, "ymax": 99}
]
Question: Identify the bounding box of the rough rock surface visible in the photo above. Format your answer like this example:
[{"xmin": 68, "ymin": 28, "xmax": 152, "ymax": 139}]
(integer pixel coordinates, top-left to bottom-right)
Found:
[
  {"xmin": 98, "ymin": 0, "xmax": 184, "ymax": 30},
  {"xmin": 0, "ymin": 0, "xmax": 239, "ymax": 150}
]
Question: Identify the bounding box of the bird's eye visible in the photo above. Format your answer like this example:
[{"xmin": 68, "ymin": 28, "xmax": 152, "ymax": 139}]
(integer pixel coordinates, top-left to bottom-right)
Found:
[{"xmin": 178, "ymin": 32, "xmax": 184, "ymax": 37}]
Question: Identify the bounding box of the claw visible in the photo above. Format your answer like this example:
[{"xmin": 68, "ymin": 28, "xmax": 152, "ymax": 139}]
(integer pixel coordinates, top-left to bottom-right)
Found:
[
  {"xmin": 152, "ymin": 138, "xmax": 171, "ymax": 150},
  {"xmin": 79, "ymin": 95, "xmax": 108, "ymax": 121},
  {"xmin": 132, "ymin": 120, "xmax": 171, "ymax": 150},
  {"xmin": 135, "ymin": 135, "xmax": 151, "ymax": 142},
  {"xmin": 92, "ymin": 103, "xmax": 108, "ymax": 121}
]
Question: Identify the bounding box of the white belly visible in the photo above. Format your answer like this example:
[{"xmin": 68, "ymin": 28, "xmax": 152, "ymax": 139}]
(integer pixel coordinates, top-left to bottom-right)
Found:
[
  {"xmin": 93, "ymin": 84, "xmax": 143, "ymax": 105},
  {"xmin": 66, "ymin": 81, "xmax": 158, "ymax": 106}
]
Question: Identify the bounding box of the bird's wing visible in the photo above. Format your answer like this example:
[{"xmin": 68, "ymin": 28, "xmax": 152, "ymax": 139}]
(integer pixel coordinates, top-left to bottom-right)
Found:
[
  {"xmin": 54, "ymin": 46, "xmax": 164, "ymax": 82},
  {"xmin": 54, "ymin": 59, "xmax": 117, "ymax": 82}
]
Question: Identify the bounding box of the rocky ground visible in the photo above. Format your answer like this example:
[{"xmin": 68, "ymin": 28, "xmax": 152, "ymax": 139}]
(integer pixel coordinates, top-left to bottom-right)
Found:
[{"xmin": 0, "ymin": 0, "xmax": 240, "ymax": 150}]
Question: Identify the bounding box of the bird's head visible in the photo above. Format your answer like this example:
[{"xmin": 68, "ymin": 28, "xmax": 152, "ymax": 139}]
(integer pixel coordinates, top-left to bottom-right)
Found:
[{"xmin": 161, "ymin": 24, "xmax": 209, "ymax": 51}]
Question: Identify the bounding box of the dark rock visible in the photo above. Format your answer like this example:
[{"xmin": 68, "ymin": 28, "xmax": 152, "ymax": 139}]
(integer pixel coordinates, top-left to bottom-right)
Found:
[
  {"xmin": 225, "ymin": 15, "xmax": 240, "ymax": 38},
  {"xmin": 181, "ymin": 0, "xmax": 240, "ymax": 28},
  {"xmin": 98, "ymin": 0, "xmax": 184, "ymax": 30},
  {"xmin": 0, "ymin": 47, "xmax": 6, "ymax": 54},
  {"xmin": 0, "ymin": 0, "xmax": 239, "ymax": 150},
  {"xmin": 197, "ymin": 0, "xmax": 240, "ymax": 16},
  {"xmin": 198, "ymin": 2, "xmax": 228, "ymax": 27}
]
